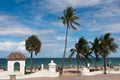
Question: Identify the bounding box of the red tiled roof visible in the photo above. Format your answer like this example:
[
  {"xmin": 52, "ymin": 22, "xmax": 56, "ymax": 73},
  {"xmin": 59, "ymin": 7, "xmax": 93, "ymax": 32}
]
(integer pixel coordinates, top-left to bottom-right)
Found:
[{"xmin": 7, "ymin": 52, "xmax": 26, "ymax": 60}]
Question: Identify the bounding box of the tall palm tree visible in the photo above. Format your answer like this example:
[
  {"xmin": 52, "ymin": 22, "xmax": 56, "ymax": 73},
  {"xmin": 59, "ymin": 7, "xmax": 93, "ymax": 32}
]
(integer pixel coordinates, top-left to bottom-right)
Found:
[
  {"xmin": 90, "ymin": 37, "xmax": 101, "ymax": 68},
  {"xmin": 69, "ymin": 37, "xmax": 91, "ymax": 73},
  {"xmin": 99, "ymin": 33, "xmax": 118, "ymax": 74},
  {"xmin": 59, "ymin": 6, "xmax": 80, "ymax": 75},
  {"xmin": 25, "ymin": 35, "xmax": 41, "ymax": 73}
]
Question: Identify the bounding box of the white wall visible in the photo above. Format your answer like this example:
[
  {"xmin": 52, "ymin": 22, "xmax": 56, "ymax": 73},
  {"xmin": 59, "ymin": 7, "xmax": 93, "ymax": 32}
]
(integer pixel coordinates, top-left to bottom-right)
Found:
[{"xmin": 7, "ymin": 60, "xmax": 25, "ymax": 75}]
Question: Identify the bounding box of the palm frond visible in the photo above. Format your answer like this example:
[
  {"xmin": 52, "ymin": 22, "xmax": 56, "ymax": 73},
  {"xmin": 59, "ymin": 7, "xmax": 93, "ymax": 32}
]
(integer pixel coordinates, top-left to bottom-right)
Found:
[
  {"xmin": 71, "ymin": 16, "xmax": 79, "ymax": 20},
  {"xmin": 63, "ymin": 20, "xmax": 66, "ymax": 25},
  {"xmin": 69, "ymin": 48, "xmax": 76, "ymax": 61},
  {"xmin": 109, "ymin": 43, "xmax": 118, "ymax": 52},
  {"xmin": 72, "ymin": 21, "xmax": 80, "ymax": 26},
  {"xmin": 58, "ymin": 6, "xmax": 80, "ymax": 30},
  {"xmin": 70, "ymin": 23, "xmax": 77, "ymax": 30}
]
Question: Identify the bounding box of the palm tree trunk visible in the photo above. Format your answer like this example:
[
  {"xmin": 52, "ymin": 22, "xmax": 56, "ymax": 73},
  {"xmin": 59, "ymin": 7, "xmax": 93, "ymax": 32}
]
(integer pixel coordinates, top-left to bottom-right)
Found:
[
  {"xmin": 85, "ymin": 62, "xmax": 87, "ymax": 67},
  {"xmin": 95, "ymin": 59, "xmax": 97, "ymax": 68},
  {"xmin": 95, "ymin": 53, "xmax": 98, "ymax": 68},
  {"xmin": 103, "ymin": 56, "xmax": 107, "ymax": 74},
  {"xmin": 77, "ymin": 62, "xmax": 79, "ymax": 73},
  {"xmin": 30, "ymin": 51, "xmax": 33, "ymax": 73},
  {"xmin": 76, "ymin": 55, "xmax": 79, "ymax": 73},
  {"xmin": 61, "ymin": 25, "xmax": 69, "ymax": 76}
]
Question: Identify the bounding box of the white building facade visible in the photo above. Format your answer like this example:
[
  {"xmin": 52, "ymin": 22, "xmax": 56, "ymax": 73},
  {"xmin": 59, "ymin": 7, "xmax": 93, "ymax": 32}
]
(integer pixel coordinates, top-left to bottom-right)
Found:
[{"xmin": 7, "ymin": 52, "xmax": 26, "ymax": 75}]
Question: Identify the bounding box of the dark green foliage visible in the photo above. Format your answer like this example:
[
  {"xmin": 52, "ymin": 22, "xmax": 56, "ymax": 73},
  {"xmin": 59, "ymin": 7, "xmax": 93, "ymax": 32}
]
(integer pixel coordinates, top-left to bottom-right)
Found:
[
  {"xmin": 69, "ymin": 37, "xmax": 92, "ymax": 73},
  {"xmin": 25, "ymin": 35, "xmax": 41, "ymax": 73},
  {"xmin": 25, "ymin": 35, "xmax": 41, "ymax": 55},
  {"xmin": 90, "ymin": 37, "xmax": 101, "ymax": 68},
  {"xmin": 68, "ymin": 33, "xmax": 118, "ymax": 74},
  {"xmin": 99, "ymin": 33, "xmax": 118, "ymax": 74},
  {"xmin": 59, "ymin": 7, "xmax": 80, "ymax": 29}
]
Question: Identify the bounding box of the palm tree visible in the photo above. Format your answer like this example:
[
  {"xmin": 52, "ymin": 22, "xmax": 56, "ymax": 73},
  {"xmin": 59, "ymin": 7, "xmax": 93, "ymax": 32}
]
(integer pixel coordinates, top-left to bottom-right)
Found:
[
  {"xmin": 25, "ymin": 35, "xmax": 41, "ymax": 73},
  {"xmin": 99, "ymin": 33, "xmax": 118, "ymax": 74},
  {"xmin": 59, "ymin": 6, "xmax": 80, "ymax": 75},
  {"xmin": 90, "ymin": 37, "xmax": 101, "ymax": 68},
  {"xmin": 69, "ymin": 37, "xmax": 91, "ymax": 73},
  {"xmin": 69, "ymin": 44, "xmax": 85, "ymax": 73},
  {"xmin": 77, "ymin": 37, "xmax": 92, "ymax": 66}
]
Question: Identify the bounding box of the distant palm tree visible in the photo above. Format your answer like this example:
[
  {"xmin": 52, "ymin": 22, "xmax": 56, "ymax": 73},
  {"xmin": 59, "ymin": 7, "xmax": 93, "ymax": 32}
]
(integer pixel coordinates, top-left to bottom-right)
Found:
[
  {"xmin": 59, "ymin": 6, "xmax": 80, "ymax": 75},
  {"xmin": 90, "ymin": 37, "xmax": 101, "ymax": 68},
  {"xmin": 25, "ymin": 35, "xmax": 41, "ymax": 73},
  {"xmin": 77, "ymin": 37, "xmax": 92, "ymax": 66},
  {"xmin": 69, "ymin": 37, "xmax": 91, "ymax": 73},
  {"xmin": 69, "ymin": 44, "xmax": 85, "ymax": 73},
  {"xmin": 99, "ymin": 33, "xmax": 118, "ymax": 74}
]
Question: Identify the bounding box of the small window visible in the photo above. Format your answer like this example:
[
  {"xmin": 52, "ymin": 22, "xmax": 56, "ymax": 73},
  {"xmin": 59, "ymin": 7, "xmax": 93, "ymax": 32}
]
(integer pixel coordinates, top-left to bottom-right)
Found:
[{"xmin": 14, "ymin": 62, "xmax": 20, "ymax": 72}]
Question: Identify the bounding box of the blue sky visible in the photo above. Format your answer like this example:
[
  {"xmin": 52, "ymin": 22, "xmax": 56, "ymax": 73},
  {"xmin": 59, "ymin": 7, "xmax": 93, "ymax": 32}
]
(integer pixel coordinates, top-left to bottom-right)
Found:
[{"xmin": 0, "ymin": 0, "xmax": 120, "ymax": 58}]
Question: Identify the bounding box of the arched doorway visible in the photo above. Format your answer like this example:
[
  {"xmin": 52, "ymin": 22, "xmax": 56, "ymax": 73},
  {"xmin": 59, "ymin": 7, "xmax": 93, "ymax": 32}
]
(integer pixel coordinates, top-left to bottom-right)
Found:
[{"xmin": 14, "ymin": 62, "xmax": 20, "ymax": 71}]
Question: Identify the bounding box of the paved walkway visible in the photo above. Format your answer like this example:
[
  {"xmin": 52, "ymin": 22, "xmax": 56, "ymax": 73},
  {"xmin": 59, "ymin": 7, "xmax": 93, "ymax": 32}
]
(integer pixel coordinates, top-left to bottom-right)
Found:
[
  {"xmin": 0, "ymin": 70, "xmax": 59, "ymax": 80},
  {"xmin": 18, "ymin": 74, "xmax": 120, "ymax": 80}
]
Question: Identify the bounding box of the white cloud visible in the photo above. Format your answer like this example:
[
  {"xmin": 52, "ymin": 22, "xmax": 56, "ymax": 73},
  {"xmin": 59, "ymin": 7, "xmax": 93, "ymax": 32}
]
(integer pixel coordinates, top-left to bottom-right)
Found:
[
  {"xmin": 56, "ymin": 36, "xmax": 65, "ymax": 40},
  {"xmin": 101, "ymin": 23, "xmax": 120, "ymax": 33},
  {"xmin": 30, "ymin": 0, "xmax": 100, "ymax": 14},
  {"xmin": 0, "ymin": 41, "xmax": 25, "ymax": 52},
  {"xmin": 0, "ymin": 15, "xmax": 30, "ymax": 36},
  {"xmin": 88, "ymin": 22, "xmax": 120, "ymax": 33},
  {"xmin": 29, "ymin": 0, "xmax": 120, "ymax": 19},
  {"xmin": 91, "ymin": 0, "xmax": 120, "ymax": 18},
  {"xmin": 0, "ymin": 26, "xmax": 55, "ymax": 37},
  {"xmin": 74, "ymin": 0, "xmax": 120, "ymax": 20},
  {"xmin": 0, "ymin": 27, "xmax": 32, "ymax": 36},
  {"xmin": 0, "ymin": 15, "xmax": 55, "ymax": 37},
  {"xmin": 86, "ymin": 22, "xmax": 120, "ymax": 37},
  {"xmin": 51, "ymin": 22, "xmax": 64, "ymax": 28},
  {"xmin": 93, "ymin": 6, "xmax": 120, "ymax": 18},
  {"xmin": 0, "ymin": 15, "xmax": 21, "ymax": 27},
  {"xmin": 72, "ymin": 0, "xmax": 100, "ymax": 7},
  {"xmin": 61, "ymin": 48, "xmax": 72, "ymax": 52}
]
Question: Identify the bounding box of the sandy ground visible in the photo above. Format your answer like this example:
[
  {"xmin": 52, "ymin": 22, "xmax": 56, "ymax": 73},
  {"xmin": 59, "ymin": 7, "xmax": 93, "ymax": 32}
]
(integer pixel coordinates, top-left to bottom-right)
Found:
[
  {"xmin": 1, "ymin": 67, "xmax": 120, "ymax": 80},
  {"xmin": 18, "ymin": 74, "xmax": 120, "ymax": 80},
  {"xmin": 18, "ymin": 68, "xmax": 120, "ymax": 80}
]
